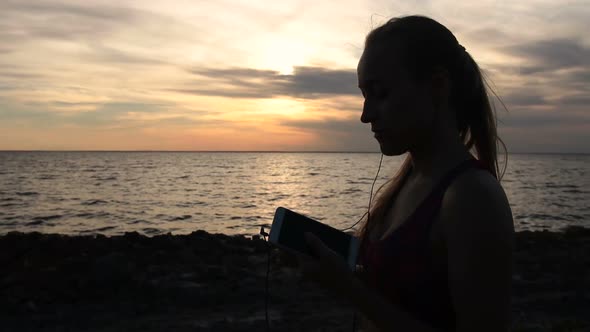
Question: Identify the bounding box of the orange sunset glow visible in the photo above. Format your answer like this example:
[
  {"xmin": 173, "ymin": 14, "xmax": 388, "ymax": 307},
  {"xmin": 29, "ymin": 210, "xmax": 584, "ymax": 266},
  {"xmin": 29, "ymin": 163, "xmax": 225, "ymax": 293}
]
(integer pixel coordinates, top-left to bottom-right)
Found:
[{"xmin": 0, "ymin": 1, "xmax": 588, "ymax": 152}]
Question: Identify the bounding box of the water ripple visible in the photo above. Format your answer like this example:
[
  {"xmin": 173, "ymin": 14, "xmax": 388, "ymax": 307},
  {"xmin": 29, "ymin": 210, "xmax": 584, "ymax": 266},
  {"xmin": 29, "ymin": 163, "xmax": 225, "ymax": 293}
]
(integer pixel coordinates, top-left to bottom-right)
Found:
[{"xmin": 0, "ymin": 152, "xmax": 588, "ymax": 237}]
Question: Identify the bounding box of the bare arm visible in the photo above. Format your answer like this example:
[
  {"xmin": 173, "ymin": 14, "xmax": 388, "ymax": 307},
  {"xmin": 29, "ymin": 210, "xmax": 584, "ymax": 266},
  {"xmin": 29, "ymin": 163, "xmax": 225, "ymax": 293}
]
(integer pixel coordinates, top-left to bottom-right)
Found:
[{"xmin": 441, "ymin": 171, "xmax": 515, "ymax": 332}]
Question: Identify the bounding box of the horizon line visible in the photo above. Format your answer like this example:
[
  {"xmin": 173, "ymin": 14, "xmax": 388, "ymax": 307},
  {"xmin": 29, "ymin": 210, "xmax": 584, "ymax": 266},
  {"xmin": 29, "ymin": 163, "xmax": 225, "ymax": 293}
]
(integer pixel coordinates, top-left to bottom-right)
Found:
[{"xmin": 0, "ymin": 150, "xmax": 588, "ymax": 155}]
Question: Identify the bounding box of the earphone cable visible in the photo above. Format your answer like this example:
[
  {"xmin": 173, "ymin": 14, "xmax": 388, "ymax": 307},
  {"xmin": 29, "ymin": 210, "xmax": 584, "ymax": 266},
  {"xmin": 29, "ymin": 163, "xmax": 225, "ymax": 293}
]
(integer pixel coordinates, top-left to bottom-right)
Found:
[
  {"xmin": 260, "ymin": 227, "xmax": 271, "ymax": 332},
  {"xmin": 340, "ymin": 153, "xmax": 384, "ymax": 233},
  {"xmin": 341, "ymin": 153, "xmax": 383, "ymax": 332}
]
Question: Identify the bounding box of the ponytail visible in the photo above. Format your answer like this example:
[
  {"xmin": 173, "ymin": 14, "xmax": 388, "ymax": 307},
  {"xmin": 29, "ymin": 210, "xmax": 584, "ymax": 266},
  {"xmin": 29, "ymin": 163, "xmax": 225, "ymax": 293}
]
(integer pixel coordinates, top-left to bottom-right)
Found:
[{"xmin": 453, "ymin": 49, "xmax": 507, "ymax": 179}]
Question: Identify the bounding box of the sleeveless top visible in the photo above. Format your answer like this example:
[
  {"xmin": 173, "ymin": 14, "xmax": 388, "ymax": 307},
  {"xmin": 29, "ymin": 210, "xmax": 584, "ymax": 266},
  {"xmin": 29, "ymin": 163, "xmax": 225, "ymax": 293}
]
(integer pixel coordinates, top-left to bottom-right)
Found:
[{"xmin": 358, "ymin": 157, "xmax": 494, "ymax": 332}]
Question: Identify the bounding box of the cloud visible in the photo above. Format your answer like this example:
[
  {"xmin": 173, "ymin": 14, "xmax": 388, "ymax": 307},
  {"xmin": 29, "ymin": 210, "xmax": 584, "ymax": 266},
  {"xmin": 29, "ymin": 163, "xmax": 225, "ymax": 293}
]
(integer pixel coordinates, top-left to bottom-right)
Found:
[
  {"xmin": 0, "ymin": 0, "xmax": 137, "ymax": 41},
  {"xmin": 501, "ymin": 93, "xmax": 547, "ymax": 108},
  {"xmin": 0, "ymin": 0, "xmax": 201, "ymax": 68},
  {"xmin": 500, "ymin": 125, "xmax": 590, "ymax": 154},
  {"xmin": 0, "ymin": 101, "xmax": 215, "ymax": 130},
  {"xmin": 174, "ymin": 66, "xmax": 359, "ymax": 99},
  {"xmin": 503, "ymin": 38, "xmax": 590, "ymax": 73},
  {"xmin": 484, "ymin": 37, "xmax": 589, "ymax": 143},
  {"xmin": 0, "ymin": 83, "xmax": 17, "ymax": 91},
  {"xmin": 83, "ymin": 44, "xmax": 165, "ymax": 66},
  {"xmin": 500, "ymin": 109, "xmax": 589, "ymax": 128},
  {"xmin": 566, "ymin": 68, "xmax": 590, "ymax": 87},
  {"xmin": 552, "ymin": 94, "xmax": 590, "ymax": 107},
  {"xmin": 0, "ymin": 63, "xmax": 46, "ymax": 82},
  {"xmin": 0, "ymin": 0, "xmax": 589, "ymax": 152},
  {"xmin": 282, "ymin": 118, "xmax": 363, "ymax": 132},
  {"xmin": 280, "ymin": 117, "xmax": 376, "ymax": 151},
  {"xmin": 463, "ymin": 27, "xmax": 514, "ymax": 46}
]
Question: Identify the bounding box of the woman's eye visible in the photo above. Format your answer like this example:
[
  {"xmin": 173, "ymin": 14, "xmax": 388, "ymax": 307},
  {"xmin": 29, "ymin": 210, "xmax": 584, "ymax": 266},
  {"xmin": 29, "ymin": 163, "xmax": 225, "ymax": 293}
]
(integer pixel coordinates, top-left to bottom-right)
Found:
[
  {"xmin": 375, "ymin": 89, "xmax": 387, "ymax": 98},
  {"xmin": 360, "ymin": 85, "xmax": 387, "ymax": 99},
  {"xmin": 369, "ymin": 86, "xmax": 387, "ymax": 98}
]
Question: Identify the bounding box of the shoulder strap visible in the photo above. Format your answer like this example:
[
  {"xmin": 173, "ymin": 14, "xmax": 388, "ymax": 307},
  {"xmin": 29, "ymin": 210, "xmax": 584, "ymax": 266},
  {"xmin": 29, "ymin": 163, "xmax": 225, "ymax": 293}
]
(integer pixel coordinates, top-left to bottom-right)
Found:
[
  {"xmin": 430, "ymin": 157, "xmax": 491, "ymax": 213},
  {"xmin": 434, "ymin": 157, "xmax": 481, "ymax": 194},
  {"xmin": 415, "ymin": 157, "xmax": 487, "ymax": 231}
]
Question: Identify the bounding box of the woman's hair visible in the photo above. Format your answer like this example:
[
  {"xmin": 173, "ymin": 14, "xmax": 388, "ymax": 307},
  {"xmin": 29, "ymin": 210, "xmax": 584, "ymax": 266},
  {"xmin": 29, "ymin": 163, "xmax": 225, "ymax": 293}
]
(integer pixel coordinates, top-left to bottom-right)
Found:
[{"xmin": 356, "ymin": 15, "xmax": 508, "ymax": 247}]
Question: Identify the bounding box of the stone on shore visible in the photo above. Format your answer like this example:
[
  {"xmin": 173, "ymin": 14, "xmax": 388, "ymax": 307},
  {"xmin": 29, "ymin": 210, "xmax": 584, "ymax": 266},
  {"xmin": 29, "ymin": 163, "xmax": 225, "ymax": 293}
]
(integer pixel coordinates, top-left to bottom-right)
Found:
[{"xmin": 0, "ymin": 226, "xmax": 588, "ymax": 331}]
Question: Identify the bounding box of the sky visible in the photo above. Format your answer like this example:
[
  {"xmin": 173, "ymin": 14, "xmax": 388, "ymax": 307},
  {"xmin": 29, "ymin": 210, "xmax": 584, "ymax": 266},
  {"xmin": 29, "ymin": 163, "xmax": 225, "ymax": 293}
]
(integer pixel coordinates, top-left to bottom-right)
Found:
[{"xmin": 0, "ymin": 0, "xmax": 588, "ymax": 152}]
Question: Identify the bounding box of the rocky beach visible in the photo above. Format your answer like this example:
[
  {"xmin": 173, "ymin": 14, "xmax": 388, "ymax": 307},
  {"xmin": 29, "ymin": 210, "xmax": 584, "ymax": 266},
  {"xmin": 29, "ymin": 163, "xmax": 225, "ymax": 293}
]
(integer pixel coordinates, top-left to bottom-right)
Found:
[{"xmin": 1, "ymin": 226, "xmax": 589, "ymax": 332}]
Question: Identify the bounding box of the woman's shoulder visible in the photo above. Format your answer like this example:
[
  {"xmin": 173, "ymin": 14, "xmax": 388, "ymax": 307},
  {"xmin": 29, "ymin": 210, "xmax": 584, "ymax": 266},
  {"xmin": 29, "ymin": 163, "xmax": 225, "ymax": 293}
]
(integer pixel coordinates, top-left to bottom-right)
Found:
[{"xmin": 439, "ymin": 166, "xmax": 514, "ymax": 238}]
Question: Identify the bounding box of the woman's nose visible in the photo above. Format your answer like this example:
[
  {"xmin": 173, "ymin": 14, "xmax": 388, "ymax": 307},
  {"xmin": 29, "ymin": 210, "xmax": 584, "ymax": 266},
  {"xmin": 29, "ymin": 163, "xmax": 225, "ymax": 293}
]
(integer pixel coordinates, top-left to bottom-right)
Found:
[{"xmin": 360, "ymin": 101, "xmax": 375, "ymax": 124}]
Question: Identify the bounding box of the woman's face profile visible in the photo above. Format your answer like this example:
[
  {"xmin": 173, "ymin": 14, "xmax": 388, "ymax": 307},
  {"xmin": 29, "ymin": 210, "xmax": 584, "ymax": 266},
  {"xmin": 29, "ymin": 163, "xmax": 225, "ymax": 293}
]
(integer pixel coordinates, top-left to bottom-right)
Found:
[{"xmin": 357, "ymin": 44, "xmax": 436, "ymax": 156}]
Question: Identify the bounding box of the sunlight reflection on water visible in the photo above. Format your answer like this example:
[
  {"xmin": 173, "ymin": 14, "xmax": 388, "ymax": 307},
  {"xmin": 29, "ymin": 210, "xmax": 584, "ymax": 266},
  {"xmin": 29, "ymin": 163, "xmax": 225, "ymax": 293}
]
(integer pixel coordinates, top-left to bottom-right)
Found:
[{"xmin": 0, "ymin": 152, "xmax": 588, "ymax": 237}]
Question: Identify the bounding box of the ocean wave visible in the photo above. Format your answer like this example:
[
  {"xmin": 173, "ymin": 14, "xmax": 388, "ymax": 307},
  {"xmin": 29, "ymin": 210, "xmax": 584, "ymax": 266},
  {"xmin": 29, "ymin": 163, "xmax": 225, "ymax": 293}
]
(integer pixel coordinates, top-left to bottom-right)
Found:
[
  {"xmin": 346, "ymin": 180, "xmax": 371, "ymax": 185},
  {"xmin": 565, "ymin": 214, "xmax": 585, "ymax": 220},
  {"xmin": 91, "ymin": 226, "xmax": 117, "ymax": 232},
  {"xmin": 128, "ymin": 219, "xmax": 150, "ymax": 225},
  {"xmin": 545, "ymin": 183, "xmax": 579, "ymax": 189},
  {"xmin": 142, "ymin": 227, "xmax": 162, "ymax": 235},
  {"xmin": 16, "ymin": 191, "xmax": 39, "ymax": 196},
  {"xmin": 563, "ymin": 189, "xmax": 588, "ymax": 194},
  {"xmin": 81, "ymin": 199, "xmax": 108, "ymax": 206},
  {"xmin": 340, "ymin": 188, "xmax": 363, "ymax": 194},
  {"xmin": 0, "ymin": 202, "xmax": 23, "ymax": 208},
  {"xmin": 26, "ymin": 217, "xmax": 60, "ymax": 226},
  {"xmin": 268, "ymin": 195, "xmax": 288, "ymax": 202},
  {"xmin": 515, "ymin": 213, "xmax": 568, "ymax": 221},
  {"xmin": 33, "ymin": 215, "xmax": 62, "ymax": 221},
  {"xmin": 75, "ymin": 212, "xmax": 95, "ymax": 218},
  {"xmin": 91, "ymin": 175, "xmax": 117, "ymax": 181},
  {"xmin": 0, "ymin": 221, "xmax": 18, "ymax": 226},
  {"xmin": 168, "ymin": 215, "xmax": 192, "ymax": 221}
]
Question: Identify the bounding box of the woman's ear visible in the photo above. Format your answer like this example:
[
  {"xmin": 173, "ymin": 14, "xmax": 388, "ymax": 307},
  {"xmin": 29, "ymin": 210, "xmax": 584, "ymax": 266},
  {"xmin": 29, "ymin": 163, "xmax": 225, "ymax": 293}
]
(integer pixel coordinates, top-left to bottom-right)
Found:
[{"xmin": 429, "ymin": 66, "xmax": 451, "ymax": 110}]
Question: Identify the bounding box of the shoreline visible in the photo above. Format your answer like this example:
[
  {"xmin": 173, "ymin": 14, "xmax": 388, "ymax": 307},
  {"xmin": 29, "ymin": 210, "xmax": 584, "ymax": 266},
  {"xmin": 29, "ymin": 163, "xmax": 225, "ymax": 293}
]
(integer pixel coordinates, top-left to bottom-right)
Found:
[{"xmin": 1, "ymin": 226, "xmax": 589, "ymax": 331}]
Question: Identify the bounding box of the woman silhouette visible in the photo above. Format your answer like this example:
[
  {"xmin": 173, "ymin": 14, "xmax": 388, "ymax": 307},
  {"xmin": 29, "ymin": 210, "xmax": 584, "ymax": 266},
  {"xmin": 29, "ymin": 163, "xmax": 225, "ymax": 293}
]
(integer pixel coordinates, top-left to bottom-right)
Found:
[{"xmin": 297, "ymin": 15, "xmax": 514, "ymax": 332}]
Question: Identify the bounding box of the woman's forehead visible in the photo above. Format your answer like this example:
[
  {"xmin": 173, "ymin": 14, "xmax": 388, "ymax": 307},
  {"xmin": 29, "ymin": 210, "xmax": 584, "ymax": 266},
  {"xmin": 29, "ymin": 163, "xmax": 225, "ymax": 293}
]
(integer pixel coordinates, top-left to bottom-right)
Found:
[{"xmin": 357, "ymin": 46, "xmax": 404, "ymax": 84}]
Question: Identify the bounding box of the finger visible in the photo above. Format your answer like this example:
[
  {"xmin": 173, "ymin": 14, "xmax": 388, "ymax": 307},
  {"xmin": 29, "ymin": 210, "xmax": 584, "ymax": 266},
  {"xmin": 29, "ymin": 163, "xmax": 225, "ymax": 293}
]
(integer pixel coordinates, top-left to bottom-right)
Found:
[
  {"xmin": 305, "ymin": 233, "xmax": 350, "ymax": 273},
  {"xmin": 279, "ymin": 250, "xmax": 298, "ymax": 266},
  {"xmin": 294, "ymin": 251, "xmax": 313, "ymax": 268},
  {"xmin": 294, "ymin": 251, "xmax": 319, "ymax": 277},
  {"xmin": 304, "ymin": 232, "xmax": 317, "ymax": 248},
  {"xmin": 304, "ymin": 233, "xmax": 330, "ymax": 259}
]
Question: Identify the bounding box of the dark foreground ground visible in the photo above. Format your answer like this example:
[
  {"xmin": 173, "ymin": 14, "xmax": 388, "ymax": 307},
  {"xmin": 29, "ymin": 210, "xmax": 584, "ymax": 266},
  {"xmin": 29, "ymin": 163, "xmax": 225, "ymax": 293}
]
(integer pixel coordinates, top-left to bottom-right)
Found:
[{"xmin": 1, "ymin": 226, "xmax": 589, "ymax": 332}]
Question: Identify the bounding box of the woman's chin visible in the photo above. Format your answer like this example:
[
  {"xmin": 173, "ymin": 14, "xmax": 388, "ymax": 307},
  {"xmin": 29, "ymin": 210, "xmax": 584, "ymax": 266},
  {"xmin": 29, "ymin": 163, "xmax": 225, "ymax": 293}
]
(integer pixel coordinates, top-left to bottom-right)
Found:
[{"xmin": 379, "ymin": 141, "xmax": 406, "ymax": 156}]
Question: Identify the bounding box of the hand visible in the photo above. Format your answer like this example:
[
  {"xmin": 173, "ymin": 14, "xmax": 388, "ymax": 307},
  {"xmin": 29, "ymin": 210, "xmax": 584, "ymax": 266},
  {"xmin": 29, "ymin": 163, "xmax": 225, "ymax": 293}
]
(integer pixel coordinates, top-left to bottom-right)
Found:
[{"xmin": 294, "ymin": 232, "xmax": 356, "ymax": 299}]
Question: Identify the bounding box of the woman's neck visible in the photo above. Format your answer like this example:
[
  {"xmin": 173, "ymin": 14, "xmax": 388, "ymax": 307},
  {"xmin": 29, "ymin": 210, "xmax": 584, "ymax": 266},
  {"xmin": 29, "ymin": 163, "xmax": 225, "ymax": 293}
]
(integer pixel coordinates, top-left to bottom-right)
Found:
[{"xmin": 408, "ymin": 132, "xmax": 471, "ymax": 182}]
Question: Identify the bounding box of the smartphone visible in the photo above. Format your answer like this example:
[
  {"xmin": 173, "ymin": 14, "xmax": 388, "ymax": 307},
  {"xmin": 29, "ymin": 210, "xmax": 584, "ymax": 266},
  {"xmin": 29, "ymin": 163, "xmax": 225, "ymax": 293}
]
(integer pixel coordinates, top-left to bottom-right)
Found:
[{"xmin": 269, "ymin": 207, "xmax": 359, "ymax": 270}]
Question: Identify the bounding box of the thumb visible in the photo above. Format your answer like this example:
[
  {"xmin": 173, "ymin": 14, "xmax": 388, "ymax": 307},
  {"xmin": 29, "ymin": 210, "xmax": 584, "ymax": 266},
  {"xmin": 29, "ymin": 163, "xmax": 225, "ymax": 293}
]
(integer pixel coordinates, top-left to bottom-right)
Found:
[
  {"xmin": 304, "ymin": 232, "xmax": 318, "ymax": 248},
  {"xmin": 304, "ymin": 232, "xmax": 325, "ymax": 258}
]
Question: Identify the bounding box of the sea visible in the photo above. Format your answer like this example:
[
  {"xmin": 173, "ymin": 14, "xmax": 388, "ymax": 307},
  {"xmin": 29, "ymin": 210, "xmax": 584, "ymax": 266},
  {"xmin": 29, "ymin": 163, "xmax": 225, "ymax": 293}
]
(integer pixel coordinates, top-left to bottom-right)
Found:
[{"xmin": 0, "ymin": 152, "xmax": 588, "ymax": 237}]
